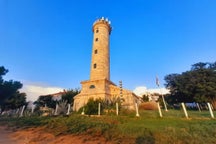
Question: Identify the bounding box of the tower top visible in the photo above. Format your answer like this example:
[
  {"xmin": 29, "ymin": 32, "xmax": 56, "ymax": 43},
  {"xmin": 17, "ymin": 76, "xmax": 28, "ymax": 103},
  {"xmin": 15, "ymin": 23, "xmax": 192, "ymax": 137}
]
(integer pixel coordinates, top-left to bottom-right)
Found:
[{"xmin": 92, "ymin": 17, "xmax": 112, "ymax": 34}]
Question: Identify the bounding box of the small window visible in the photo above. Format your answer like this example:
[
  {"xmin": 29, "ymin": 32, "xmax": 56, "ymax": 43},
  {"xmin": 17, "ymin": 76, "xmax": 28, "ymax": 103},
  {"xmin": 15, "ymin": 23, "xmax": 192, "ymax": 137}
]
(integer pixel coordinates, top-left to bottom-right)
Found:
[
  {"xmin": 95, "ymin": 38, "xmax": 98, "ymax": 41},
  {"xmin": 96, "ymin": 29, "xmax": 99, "ymax": 33},
  {"xmin": 89, "ymin": 85, "xmax": 95, "ymax": 89},
  {"xmin": 94, "ymin": 49, "xmax": 98, "ymax": 54},
  {"xmin": 93, "ymin": 63, "xmax": 97, "ymax": 68}
]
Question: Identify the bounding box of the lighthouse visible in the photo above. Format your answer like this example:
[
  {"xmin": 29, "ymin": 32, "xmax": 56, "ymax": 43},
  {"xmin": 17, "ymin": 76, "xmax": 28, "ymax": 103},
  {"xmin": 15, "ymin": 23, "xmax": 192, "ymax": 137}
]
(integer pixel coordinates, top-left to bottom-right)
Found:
[{"xmin": 73, "ymin": 18, "xmax": 138, "ymax": 111}]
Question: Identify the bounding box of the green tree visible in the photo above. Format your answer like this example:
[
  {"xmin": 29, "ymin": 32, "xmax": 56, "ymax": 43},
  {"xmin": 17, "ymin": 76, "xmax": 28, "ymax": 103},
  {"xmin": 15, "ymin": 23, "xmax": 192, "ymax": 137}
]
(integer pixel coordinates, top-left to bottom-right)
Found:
[
  {"xmin": 0, "ymin": 66, "xmax": 10, "ymax": 105},
  {"xmin": 0, "ymin": 66, "xmax": 26, "ymax": 112},
  {"xmin": 142, "ymin": 94, "xmax": 149, "ymax": 102},
  {"xmin": 0, "ymin": 66, "xmax": 8, "ymax": 83},
  {"xmin": 61, "ymin": 89, "xmax": 80, "ymax": 104},
  {"xmin": 34, "ymin": 95, "xmax": 56, "ymax": 109},
  {"xmin": 165, "ymin": 62, "xmax": 216, "ymax": 108},
  {"xmin": 4, "ymin": 92, "xmax": 27, "ymax": 110}
]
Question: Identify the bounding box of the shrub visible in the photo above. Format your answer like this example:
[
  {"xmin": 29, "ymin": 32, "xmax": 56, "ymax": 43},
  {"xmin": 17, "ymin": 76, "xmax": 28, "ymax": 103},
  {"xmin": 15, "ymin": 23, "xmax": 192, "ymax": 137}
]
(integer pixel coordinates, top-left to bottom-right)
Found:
[
  {"xmin": 84, "ymin": 98, "xmax": 102, "ymax": 115},
  {"xmin": 139, "ymin": 102, "xmax": 158, "ymax": 110}
]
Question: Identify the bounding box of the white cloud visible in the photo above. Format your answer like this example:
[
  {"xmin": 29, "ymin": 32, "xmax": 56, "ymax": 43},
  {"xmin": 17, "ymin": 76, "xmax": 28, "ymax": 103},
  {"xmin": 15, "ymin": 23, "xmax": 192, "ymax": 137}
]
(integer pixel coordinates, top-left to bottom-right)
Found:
[
  {"xmin": 133, "ymin": 86, "xmax": 169, "ymax": 97},
  {"xmin": 21, "ymin": 83, "xmax": 64, "ymax": 102},
  {"xmin": 133, "ymin": 86, "xmax": 148, "ymax": 96},
  {"xmin": 148, "ymin": 88, "xmax": 170, "ymax": 95}
]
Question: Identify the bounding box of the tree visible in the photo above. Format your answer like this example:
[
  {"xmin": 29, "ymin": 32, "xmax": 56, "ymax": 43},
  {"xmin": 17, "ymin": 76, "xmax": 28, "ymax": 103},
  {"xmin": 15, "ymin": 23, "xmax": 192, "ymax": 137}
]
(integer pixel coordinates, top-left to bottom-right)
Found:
[
  {"xmin": 191, "ymin": 62, "xmax": 208, "ymax": 70},
  {"xmin": 0, "ymin": 66, "xmax": 27, "ymax": 112},
  {"xmin": 164, "ymin": 62, "xmax": 216, "ymax": 108},
  {"xmin": 34, "ymin": 89, "xmax": 80, "ymax": 115},
  {"xmin": 61, "ymin": 89, "xmax": 80, "ymax": 104},
  {"xmin": 34, "ymin": 95, "xmax": 56, "ymax": 109},
  {"xmin": 0, "ymin": 66, "xmax": 9, "ymax": 104},
  {"xmin": 4, "ymin": 92, "xmax": 27, "ymax": 110},
  {"xmin": 0, "ymin": 66, "xmax": 8, "ymax": 83},
  {"xmin": 142, "ymin": 94, "xmax": 149, "ymax": 102}
]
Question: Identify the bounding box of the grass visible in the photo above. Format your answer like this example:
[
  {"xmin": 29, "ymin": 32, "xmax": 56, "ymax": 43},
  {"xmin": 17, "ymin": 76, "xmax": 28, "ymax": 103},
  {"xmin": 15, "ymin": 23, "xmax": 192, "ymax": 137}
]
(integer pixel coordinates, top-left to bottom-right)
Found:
[{"xmin": 1, "ymin": 109, "xmax": 216, "ymax": 144}]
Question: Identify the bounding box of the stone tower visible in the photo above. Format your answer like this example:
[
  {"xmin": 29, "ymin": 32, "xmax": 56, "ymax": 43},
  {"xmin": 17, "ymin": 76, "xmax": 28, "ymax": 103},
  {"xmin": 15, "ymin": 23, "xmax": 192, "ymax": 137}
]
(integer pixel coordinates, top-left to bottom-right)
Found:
[
  {"xmin": 73, "ymin": 18, "xmax": 139, "ymax": 111},
  {"xmin": 90, "ymin": 18, "xmax": 111, "ymax": 81}
]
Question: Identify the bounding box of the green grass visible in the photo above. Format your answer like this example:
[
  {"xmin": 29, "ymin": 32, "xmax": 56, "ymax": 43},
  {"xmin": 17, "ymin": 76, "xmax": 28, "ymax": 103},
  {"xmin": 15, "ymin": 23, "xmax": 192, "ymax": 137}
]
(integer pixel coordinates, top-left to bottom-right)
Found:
[{"xmin": 1, "ymin": 110, "xmax": 216, "ymax": 144}]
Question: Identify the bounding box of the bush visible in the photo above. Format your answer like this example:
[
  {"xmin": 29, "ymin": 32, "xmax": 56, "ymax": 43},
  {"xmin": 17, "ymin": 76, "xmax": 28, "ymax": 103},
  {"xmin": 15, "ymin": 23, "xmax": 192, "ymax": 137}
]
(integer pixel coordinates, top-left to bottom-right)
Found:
[{"xmin": 84, "ymin": 98, "xmax": 102, "ymax": 115}]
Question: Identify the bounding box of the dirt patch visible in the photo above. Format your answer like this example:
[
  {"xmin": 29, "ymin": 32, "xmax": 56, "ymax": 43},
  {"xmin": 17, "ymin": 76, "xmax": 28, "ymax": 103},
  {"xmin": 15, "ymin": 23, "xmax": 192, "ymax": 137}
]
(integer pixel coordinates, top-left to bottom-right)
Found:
[
  {"xmin": 0, "ymin": 126, "xmax": 17, "ymax": 144},
  {"xmin": 139, "ymin": 101, "xmax": 158, "ymax": 110},
  {"xmin": 10, "ymin": 127, "xmax": 113, "ymax": 144}
]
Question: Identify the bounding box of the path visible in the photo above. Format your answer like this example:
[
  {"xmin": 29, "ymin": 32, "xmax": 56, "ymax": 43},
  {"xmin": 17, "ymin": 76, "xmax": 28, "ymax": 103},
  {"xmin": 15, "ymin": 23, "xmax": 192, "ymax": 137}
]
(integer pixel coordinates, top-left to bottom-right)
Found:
[
  {"xmin": 0, "ymin": 126, "xmax": 18, "ymax": 144},
  {"xmin": 0, "ymin": 126, "xmax": 113, "ymax": 144}
]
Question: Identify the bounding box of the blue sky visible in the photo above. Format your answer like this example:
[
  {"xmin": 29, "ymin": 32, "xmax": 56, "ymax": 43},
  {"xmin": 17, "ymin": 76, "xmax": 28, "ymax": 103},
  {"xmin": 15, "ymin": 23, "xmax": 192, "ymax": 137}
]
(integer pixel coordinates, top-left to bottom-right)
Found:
[{"xmin": 0, "ymin": 0, "xmax": 216, "ymax": 100}]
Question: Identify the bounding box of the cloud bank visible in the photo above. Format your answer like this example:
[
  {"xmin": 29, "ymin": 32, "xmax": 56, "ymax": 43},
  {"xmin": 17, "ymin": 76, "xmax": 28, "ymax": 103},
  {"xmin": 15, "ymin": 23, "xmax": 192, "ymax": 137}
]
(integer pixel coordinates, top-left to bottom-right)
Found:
[
  {"xmin": 21, "ymin": 84, "xmax": 64, "ymax": 102},
  {"xmin": 133, "ymin": 86, "xmax": 169, "ymax": 97},
  {"xmin": 21, "ymin": 83, "xmax": 169, "ymax": 102}
]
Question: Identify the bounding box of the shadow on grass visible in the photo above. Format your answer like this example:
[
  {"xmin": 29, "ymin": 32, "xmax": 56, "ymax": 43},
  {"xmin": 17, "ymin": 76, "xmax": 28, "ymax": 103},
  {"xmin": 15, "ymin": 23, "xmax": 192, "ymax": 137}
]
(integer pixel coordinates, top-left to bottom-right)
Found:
[{"xmin": 135, "ymin": 128, "xmax": 155, "ymax": 144}]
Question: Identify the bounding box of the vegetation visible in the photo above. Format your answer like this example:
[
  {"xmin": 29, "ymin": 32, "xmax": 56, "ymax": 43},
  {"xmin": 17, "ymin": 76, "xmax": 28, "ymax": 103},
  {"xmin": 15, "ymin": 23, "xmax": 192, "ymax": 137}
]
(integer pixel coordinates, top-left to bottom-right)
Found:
[
  {"xmin": 33, "ymin": 89, "xmax": 80, "ymax": 115},
  {"xmin": 61, "ymin": 89, "xmax": 80, "ymax": 104},
  {"xmin": 80, "ymin": 97, "xmax": 122, "ymax": 115},
  {"xmin": 1, "ymin": 110, "xmax": 216, "ymax": 144},
  {"xmin": 0, "ymin": 66, "xmax": 26, "ymax": 113},
  {"xmin": 1, "ymin": 61, "xmax": 216, "ymax": 143},
  {"xmin": 165, "ymin": 62, "xmax": 216, "ymax": 108},
  {"xmin": 82, "ymin": 98, "xmax": 102, "ymax": 115},
  {"xmin": 34, "ymin": 95, "xmax": 56, "ymax": 109}
]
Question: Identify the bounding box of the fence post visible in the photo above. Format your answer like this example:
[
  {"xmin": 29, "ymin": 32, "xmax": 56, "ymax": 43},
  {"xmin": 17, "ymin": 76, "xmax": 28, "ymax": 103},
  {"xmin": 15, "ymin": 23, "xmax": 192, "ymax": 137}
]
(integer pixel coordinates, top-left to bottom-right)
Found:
[
  {"xmin": 66, "ymin": 104, "xmax": 71, "ymax": 115},
  {"xmin": 157, "ymin": 102, "xmax": 163, "ymax": 117},
  {"xmin": 162, "ymin": 95, "xmax": 168, "ymax": 111},
  {"xmin": 20, "ymin": 105, "xmax": 25, "ymax": 117},
  {"xmin": 31, "ymin": 105, "xmax": 35, "ymax": 114},
  {"xmin": 135, "ymin": 102, "xmax": 140, "ymax": 117},
  {"xmin": 207, "ymin": 103, "xmax": 214, "ymax": 118},
  {"xmin": 54, "ymin": 104, "xmax": 58, "ymax": 115},
  {"xmin": 98, "ymin": 103, "xmax": 101, "ymax": 116},
  {"xmin": 181, "ymin": 103, "xmax": 188, "ymax": 119},
  {"xmin": 116, "ymin": 102, "xmax": 119, "ymax": 116},
  {"xmin": 196, "ymin": 103, "xmax": 201, "ymax": 112}
]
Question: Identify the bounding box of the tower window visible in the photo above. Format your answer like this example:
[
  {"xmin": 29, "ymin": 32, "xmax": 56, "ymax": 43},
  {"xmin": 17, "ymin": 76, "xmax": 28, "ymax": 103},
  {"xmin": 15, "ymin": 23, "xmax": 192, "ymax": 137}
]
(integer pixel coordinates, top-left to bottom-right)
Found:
[
  {"xmin": 96, "ymin": 29, "xmax": 99, "ymax": 33},
  {"xmin": 95, "ymin": 38, "xmax": 98, "ymax": 41},
  {"xmin": 93, "ymin": 63, "xmax": 97, "ymax": 68},
  {"xmin": 94, "ymin": 49, "xmax": 98, "ymax": 54},
  {"xmin": 89, "ymin": 85, "xmax": 95, "ymax": 89}
]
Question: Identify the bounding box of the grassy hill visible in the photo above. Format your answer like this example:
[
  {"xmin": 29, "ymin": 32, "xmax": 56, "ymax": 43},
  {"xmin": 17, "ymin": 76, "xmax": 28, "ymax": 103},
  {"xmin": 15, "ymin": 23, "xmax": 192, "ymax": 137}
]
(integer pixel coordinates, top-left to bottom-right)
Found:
[{"xmin": 1, "ymin": 110, "xmax": 216, "ymax": 144}]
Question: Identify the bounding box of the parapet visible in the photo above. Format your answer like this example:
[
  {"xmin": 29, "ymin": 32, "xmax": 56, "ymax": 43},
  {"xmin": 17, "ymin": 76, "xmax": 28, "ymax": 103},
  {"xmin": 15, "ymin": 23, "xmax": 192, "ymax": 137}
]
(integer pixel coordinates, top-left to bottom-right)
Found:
[{"xmin": 92, "ymin": 17, "xmax": 112, "ymax": 34}]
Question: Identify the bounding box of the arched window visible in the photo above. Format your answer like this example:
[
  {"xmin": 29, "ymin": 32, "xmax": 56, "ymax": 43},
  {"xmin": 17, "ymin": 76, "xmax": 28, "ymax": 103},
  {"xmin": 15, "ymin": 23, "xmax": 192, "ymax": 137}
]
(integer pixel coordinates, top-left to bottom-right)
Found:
[{"xmin": 89, "ymin": 85, "xmax": 95, "ymax": 89}]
